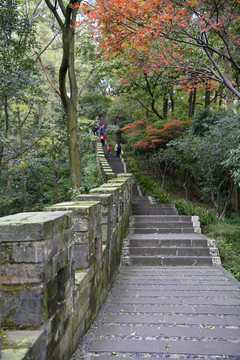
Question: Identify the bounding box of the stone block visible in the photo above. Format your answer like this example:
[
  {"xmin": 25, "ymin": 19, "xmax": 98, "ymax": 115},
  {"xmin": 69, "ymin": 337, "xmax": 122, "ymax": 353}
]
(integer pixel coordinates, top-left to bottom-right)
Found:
[
  {"xmin": 1, "ymin": 242, "xmax": 45, "ymax": 264},
  {"xmin": 0, "ymin": 212, "xmax": 72, "ymax": 242},
  {"xmin": 2, "ymin": 284, "xmax": 44, "ymax": 327},
  {"xmin": 72, "ymin": 319, "xmax": 85, "ymax": 352},
  {"xmin": 74, "ymin": 245, "xmax": 89, "ymax": 269},
  {"xmin": 1, "ymin": 264, "xmax": 44, "ymax": 284}
]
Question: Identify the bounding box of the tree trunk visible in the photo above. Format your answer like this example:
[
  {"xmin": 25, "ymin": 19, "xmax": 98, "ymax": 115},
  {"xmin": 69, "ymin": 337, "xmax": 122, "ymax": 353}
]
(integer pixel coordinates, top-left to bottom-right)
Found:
[
  {"xmin": 0, "ymin": 97, "xmax": 9, "ymax": 165},
  {"xmin": 60, "ymin": 14, "xmax": 81, "ymax": 189},
  {"xmin": 188, "ymin": 89, "xmax": 196, "ymax": 117},
  {"xmin": 65, "ymin": 103, "xmax": 81, "ymax": 188},
  {"xmin": 170, "ymin": 86, "xmax": 174, "ymax": 112},
  {"xmin": 225, "ymin": 60, "xmax": 234, "ymax": 114},
  {"xmin": 52, "ymin": 136, "xmax": 58, "ymax": 203},
  {"xmin": 45, "ymin": 0, "xmax": 81, "ymax": 189},
  {"xmin": 163, "ymin": 92, "xmax": 168, "ymax": 119},
  {"xmin": 229, "ymin": 182, "xmax": 238, "ymax": 212},
  {"xmin": 18, "ymin": 110, "xmax": 27, "ymax": 211},
  {"xmin": 188, "ymin": 91, "xmax": 193, "ymax": 117},
  {"xmin": 205, "ymin": 89, "xmax": 210, "ymax": 108}
]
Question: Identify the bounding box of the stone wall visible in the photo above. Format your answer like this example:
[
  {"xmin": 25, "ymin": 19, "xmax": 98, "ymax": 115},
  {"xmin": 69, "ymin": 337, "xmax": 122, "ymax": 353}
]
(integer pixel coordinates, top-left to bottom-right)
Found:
[
  {"xmin": 95, "ymin": 142, "xmax": 116, "ymax": 182},
  {"xmin": 1, "ymin": 144, "xmax": 133, "ymax": 360}
]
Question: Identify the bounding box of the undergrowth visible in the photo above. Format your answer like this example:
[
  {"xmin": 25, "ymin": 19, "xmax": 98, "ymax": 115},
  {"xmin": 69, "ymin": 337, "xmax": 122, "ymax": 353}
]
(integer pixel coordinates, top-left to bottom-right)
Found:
[
  {"xmin": 125, "ymin": 156, "xmax": 170, "ymax": 203},
  {"xmin": 204, "ymin": 218, "xmax": 240, "ymax": 281}
]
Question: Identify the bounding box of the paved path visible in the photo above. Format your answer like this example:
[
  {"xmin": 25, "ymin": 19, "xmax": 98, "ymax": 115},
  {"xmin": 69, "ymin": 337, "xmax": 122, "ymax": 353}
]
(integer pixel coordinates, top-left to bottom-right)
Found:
[{"xmin": 71, "ymin": 265, "xmax": 240, "ymax": 359}]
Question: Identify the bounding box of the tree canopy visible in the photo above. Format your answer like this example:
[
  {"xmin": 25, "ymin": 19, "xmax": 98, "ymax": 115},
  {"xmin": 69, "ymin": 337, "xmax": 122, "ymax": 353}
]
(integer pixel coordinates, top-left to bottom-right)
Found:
[{"xmin": 83, "ymin": 0, "xmax": 240, "ymax": 98}]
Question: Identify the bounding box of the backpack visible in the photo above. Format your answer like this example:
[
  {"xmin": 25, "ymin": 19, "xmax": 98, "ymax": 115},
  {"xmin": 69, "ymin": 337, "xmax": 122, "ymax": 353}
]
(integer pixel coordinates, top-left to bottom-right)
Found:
[{"xmin": 117, "ymin": 144, "xmax": 121, "ymax": 151}]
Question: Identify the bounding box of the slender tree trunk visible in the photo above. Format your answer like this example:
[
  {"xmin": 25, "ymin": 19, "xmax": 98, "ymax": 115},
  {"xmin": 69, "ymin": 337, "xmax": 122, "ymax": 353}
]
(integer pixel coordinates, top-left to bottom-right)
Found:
[
  {"xmin": 170, "ymin": 86, "xmax": 174, "ymax": 112},
  {"xmin": 205, "ymin": 89, "xmax": 210, "ymax": 108},
  {"xmin": 65, "ymin": 103, "xmax": 81, "ymax": 188},
  {"xmin": 52, "ymin": 136, "xmax": 58, "ymax": 203},
  {"xmin": 183, "ymin": 169, "xmax": 189, "ymax": 199},
  {"xmin": 163, "ymin": 92, "xmax": 168, "ymax": 119},
  {"xmin": 188, "ymin": 89, "xmax": 196, "ymax": 117},
  {"xmin": 229, "ymin": 180, "xmax": 238, "ymax": 212},
  {"xmin": 225, "ymin": 60, "xmax": 234, "ymax": 114},
  {"xmin": 18, "ymin": 110, "xmax": 27, "ymax": 211},
  {"xmin": 188, "ymin": 91, "xmax": 193, "ymax": 117},
  {"xmin": 45, "ymin": 0, "xmax": 81, "ymax": 189},
  {"xmin": 192, "ymin": 89, "xmax": 196, "ymax": 115},
  {"xmin": 0, "ymin": 97, "xmax": 9, "ymax": 165}
]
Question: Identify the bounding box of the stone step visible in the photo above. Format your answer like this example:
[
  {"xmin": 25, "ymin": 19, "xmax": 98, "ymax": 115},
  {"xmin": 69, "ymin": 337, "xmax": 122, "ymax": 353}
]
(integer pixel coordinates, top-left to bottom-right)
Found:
[
  {"xmin": 132, "ymin": 205, "xmax": 178, "ymax": 215},
  {"xmin": 133, "ymin": 215, "xmax": 192, "ymax": 222},
  {"xmin": 130, "ymin": 238, "xmax": 208, "ymax": 247},
  {"xmin": 134, "ymin": 222, "xmax": 194, "ymax": 229},
  {"xmin": 132, "ymin": 209, "xmax": 178, "ymax": 215},
  {"xmin": 132, "ymin": 196, "xmax": 150, "ymax": 201},
  {"xmin": 131, "ymin": 256, "xmax": 213, "ymax": 266},
  {"xmin": 133, "ymin": 203, "xmax": 176, "ymax": 209},
  {"xmin": 133, "ymin": 228, "xmax": 195, "ymax": 234},
  {"xmin": 129, "ymin": 247, "xmax": 210, "ymax": 257}
]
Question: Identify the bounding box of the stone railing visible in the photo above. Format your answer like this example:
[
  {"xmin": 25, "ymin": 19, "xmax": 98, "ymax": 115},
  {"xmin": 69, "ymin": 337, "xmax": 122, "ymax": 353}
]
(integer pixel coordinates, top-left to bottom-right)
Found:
[
  {"xmin": 1, "ymin": 155, "xmax": 133, "ymax": 359},
  {"xmin": 92, "ymin": 139, "xmax": 115, "ymax": 182},
  {"xmin": 96, "ymin": 143, "xmax": 116, "ymax": 181}
]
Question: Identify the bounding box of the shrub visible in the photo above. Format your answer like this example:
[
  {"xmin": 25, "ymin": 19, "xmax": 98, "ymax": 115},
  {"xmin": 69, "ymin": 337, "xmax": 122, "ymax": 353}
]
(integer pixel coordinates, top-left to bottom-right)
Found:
[
  {"xmin": 173, "ymin": 199, "xmax": 216, "ymax": 227},
  {"xmin": 205, "ymin": 219, "xmax": 240, "ymax": 281}
]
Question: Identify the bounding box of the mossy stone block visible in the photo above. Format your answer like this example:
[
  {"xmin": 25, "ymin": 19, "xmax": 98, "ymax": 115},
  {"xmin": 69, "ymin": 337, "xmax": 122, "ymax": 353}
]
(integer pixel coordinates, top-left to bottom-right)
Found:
[{"xmin": 0, "ymin": 212, "xmax": 72, "ymax": 242}]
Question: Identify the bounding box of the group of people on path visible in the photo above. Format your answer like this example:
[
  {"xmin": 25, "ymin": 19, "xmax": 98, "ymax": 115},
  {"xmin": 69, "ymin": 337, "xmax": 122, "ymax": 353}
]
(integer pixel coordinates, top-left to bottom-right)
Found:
[
  {"xmin": 93, "ymin": 122, "xmax": 122, "ymax": 158},
  {"xmin": 107, "ymin": 143, "xmax": 122, "ymax": 158}
]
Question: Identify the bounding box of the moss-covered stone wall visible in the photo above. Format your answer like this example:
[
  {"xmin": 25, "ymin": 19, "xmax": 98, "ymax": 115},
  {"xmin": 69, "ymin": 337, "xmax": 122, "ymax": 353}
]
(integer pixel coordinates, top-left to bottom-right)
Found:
[{"xmin": 1, "ymin": 171, "xmax": 133, "ymax": 360}]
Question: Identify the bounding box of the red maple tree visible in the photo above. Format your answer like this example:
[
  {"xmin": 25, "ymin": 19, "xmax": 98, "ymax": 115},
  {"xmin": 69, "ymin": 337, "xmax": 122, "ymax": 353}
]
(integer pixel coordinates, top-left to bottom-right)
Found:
[
  {"xmin": 80, "ymin": 0, "xmax": 240, "ymax": 98},
  {"xmin": 120, "ymin": 119, "xmax": 189, "ymax": 150}
]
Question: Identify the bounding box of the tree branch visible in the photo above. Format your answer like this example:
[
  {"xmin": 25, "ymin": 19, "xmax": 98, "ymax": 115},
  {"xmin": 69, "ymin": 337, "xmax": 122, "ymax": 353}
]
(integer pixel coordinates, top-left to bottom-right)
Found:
[
  {"xmin": 203, "ymin": 33, "xmax": 240, "ymax": 98},
  {"xmin": 143, "ymin": 72, "xmax": 163, "ymax": 119},
  {"xmin": 32, "ymin": 42, "xmax": 61, "ymax": 97},
  {"xmin": 58, "ymin": 0, "xmax": 66, "ymax": 17},
  {"xmin": 45, "ymin": 0, "xmax": 64, "ymax": 28}
]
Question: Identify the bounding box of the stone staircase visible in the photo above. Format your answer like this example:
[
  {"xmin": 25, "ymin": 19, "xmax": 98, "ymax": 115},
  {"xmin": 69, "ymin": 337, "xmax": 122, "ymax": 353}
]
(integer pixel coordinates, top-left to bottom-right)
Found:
[
  {"xmin": 103, "ymin": 144, "xmax": 125, "ymax": 174},
  {"xmin": 123, "ymin": 183, "xmax": 214, "ymax": 266}
]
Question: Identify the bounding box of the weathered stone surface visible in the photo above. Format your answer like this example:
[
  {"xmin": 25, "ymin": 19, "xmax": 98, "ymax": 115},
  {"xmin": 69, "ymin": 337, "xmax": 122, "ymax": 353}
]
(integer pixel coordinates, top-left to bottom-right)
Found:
[
  {"xmin": 2, "ymin": 329, "xmax": 46, "ymax": 360},
  {"xmin": 1, "ymin": 264, "xmax": 45, "ymax": 284},
  {"xmin": 2, "ymin": 284, "xmax": 44, "ymax": 327},
  {"xmin": 2, "ymin": 241, "xmax": 45, "ymax": 264},
  {"xmin": 74, "ymin": 245, "xmax": 89, "ymax": 269},
  {"xmin": 0, "ymin": 212, "xmax": 72, "ymax": 242},
  {"xmin": 2, "ymin": 348, "xmax": 29, "ymax": 360}
]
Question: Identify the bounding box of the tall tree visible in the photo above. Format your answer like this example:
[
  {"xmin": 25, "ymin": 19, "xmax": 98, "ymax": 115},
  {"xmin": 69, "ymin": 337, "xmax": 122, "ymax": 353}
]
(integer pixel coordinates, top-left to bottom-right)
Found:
[{"xmin": 44, "ymin": 0, "xmax": 81, "ymax": 188}]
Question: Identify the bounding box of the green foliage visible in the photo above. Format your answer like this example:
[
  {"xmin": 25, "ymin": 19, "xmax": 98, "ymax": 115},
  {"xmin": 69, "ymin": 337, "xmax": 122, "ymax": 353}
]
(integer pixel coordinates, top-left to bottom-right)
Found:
[
  {"xmin": 79, "ymin": 94, "xmax": 112, "ymax": 120},
  {"xmin": 173, "ymin": 199, "xmax": 216, "ymax": 227},
  {"xmin": 223, "ymin": 146, "xmax": 240, "ymax": 186},
  {"xmin": 0, "ymin": 148, "xmax": 71, "ymax": 217},
  {"xmin": 190, "ymin": 108, "xmax": 227, "ymax": 136},
  {"xmin": 125, "ymin": 155, "xmax": 170, "ymax": 203},
  {"xmin": 168, "ymin": 111, "xmax": 240, "ymax": 218},
  {"xmin": 0, "ymin": 0, "xmax": 41, "ymax": 101},
  {"xmin": 204, "ymin": 218, "xmax": 240, "ymax": 281},
  {"xmin": 80, "ymin": 151, "xmax": 102, "ymax": 194},
  {"xmin": 0, "ymin": 195, "xmax": 23, "ymax": 217}
]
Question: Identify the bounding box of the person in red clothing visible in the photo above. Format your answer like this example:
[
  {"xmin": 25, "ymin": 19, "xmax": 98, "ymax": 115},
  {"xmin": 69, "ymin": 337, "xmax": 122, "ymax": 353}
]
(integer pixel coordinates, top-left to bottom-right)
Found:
[
  {"xmin": 107, "ymin": 144, "xmax": 111, "ymax": 154},
  {"xmin": 100, "ymin": 134, "xmax": 105, "ymax": 147}
]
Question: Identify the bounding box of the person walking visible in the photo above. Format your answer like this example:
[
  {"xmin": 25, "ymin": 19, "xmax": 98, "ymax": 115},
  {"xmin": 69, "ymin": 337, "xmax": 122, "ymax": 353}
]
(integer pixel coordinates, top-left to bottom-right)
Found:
[
  {"xmin": 115, "ymin": 142, "xmax": 121, "ymax": 158},
  {"xmin": 100, "ymin": 134, "xmax": 105, "ymax": 147},
  {"xmin": 107, "ymin": 144, "xmax": 112, "ymax": 155}
]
